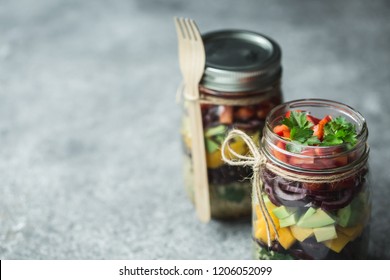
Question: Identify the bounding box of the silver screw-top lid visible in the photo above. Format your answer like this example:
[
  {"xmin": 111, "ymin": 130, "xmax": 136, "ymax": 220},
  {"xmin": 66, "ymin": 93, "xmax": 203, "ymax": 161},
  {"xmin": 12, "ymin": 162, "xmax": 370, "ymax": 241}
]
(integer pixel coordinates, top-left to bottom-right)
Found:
[{"xmin": 201, "ymin": 30, "xmax": 282, "ymax": 93}]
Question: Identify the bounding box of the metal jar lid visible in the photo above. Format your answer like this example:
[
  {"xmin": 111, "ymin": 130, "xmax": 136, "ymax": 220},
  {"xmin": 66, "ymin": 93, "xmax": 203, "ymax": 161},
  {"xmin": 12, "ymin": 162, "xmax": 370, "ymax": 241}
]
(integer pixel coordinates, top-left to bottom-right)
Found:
[{"xmin": 201, "ymin": 30, "xmax": 282, "ymax": 93}]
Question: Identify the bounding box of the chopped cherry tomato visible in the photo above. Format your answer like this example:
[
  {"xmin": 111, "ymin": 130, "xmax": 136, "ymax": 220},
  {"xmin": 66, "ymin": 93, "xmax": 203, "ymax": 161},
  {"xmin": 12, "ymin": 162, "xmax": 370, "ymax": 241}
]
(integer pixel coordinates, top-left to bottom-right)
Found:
[
  {"xmin": 273, "ymin": 141, "xmax": 288, "ymax": 163},
  {"xmin": 313, "ymin": 115, "xmax": 332, "ymax": 141},
  {"xmin": 306, "ymin": 114, "xmax": 321, "ymax": 125},
  {"xmin": 289, "ymin": 156, "xmax": 315, "ymax": 166},
  {"xmin": 234, "ymin": 107, "xmax": 255, "ymax": 120},
  {"xmin": 219, "ymin": 106, "xmax": 233, "ymax": 124},
  {"xmin": 289, "ymin": 149, "xmax": 315, "ymax": 166},
  {"xmin": 285, "ymin": 110, "xmax": 302, "ymax": 118},
  {"xmin": 273, "ymin": 124, "xmax": 289, "ymax": 136}
]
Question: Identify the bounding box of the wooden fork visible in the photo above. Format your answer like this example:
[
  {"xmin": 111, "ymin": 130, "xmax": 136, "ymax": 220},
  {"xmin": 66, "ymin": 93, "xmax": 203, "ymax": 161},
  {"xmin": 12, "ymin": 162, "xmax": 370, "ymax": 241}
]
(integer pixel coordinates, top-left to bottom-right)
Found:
[{"xmin": 174, "ymin": 17, "xmax": 210, "ymax": 222}]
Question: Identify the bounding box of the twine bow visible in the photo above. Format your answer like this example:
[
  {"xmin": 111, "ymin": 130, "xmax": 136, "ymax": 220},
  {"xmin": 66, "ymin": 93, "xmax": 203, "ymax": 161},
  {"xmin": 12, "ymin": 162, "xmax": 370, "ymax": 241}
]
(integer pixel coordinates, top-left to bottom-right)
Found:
[{"xmin": 221, "ymin": 129, "xmax": 279, "ymax": 247}]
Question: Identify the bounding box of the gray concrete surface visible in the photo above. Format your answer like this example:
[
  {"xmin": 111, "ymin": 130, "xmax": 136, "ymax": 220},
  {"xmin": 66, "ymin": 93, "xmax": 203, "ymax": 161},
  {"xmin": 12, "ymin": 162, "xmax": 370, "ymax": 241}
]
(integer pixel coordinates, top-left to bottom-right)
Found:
[{"xmin": 0, "ymin": 0, "xmax": 389, "ymax": 259}]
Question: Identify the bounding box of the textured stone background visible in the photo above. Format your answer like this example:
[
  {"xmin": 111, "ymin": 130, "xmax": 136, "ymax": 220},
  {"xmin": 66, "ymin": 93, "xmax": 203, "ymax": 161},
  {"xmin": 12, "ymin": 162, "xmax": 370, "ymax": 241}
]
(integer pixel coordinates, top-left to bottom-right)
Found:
[{"xmin": 0, "ymin": 0, "xmax": 389, "ymax": 259}]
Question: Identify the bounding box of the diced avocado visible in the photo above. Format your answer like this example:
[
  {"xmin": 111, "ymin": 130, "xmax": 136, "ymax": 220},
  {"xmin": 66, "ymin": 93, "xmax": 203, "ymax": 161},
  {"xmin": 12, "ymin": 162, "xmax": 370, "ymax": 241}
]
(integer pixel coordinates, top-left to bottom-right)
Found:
[
  {"xmin": 205, "ymin": 125, "xmax": 227, "ymax": 137},
  {"xmin": 313, "ymin": 225, "xmax": 337, "ymax": 242},
  {"xmin": 214, "ymin": 134, "xmax": 225, "ymax": 144},
  {"xmin": 279, "ymin": 212, "xmax": 300, "ymax": 228},
  {"xmin": 337, "ymin": 204, "xmax": 353, "ymax": 227},
  {"xmin": 300, "ymin": 207, "xmax": 316, "ymax": 220},
  {"xmin": 205, "ymin": 138, "xmax": 220, "ymax": 153},
  {"xmin": 323, "ymin": 231, "xmax": 350, "ymax": 253},
  {"xmin": 297, "ymin": 208, "xmax": 335, "ymax": 228},
  {"xmin": 272, "ymin": 206, "xmax": 298, "ymax": 219},
  {"xmin": 337, "ymin": 198, "xmax": 364, "ymax": 227},
  {"xmin": 290, "ymin": 226, "xmax": 314, "ymax": 242}
]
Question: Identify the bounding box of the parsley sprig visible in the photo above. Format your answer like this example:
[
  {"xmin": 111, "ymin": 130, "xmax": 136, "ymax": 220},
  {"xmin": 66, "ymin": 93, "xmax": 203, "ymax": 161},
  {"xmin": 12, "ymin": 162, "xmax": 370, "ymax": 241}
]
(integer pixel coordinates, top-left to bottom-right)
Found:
[
  {"xmin": 280, "ymin": 111, "xmax": 357, "ymax": 152},
  {"xmin": 282, "ymin": 111, "xmax": 320, "ymax": 147},
  {"xmin": 322, "ymin": 117, "xmax": 357, "ymax": 146}
]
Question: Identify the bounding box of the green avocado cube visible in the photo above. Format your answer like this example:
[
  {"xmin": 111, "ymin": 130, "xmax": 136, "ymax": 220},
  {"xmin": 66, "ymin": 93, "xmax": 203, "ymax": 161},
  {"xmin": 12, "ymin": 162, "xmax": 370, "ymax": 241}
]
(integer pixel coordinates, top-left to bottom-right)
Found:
[
  {"xmin": 279, "ymin": 212, "xmax": 300, "ymax": 228},
  {"xmin": 205, "ymin": 138, "xmax": 220, "ymax": 153},
  {"xmin": 205, "ymin": 125, "xmax": 227, "ymax": 137},
  {"xmin": 272, "ymin": 206, "xmax": 298, "ymax": 219},
  {"xmin": 297, "ymin": 208, "xmax": 335, "ymax": 228},
  {"xmin": 314, "ymin": 225, "xmax": 338, "ymax": 242},
  {"xmin": 337, "ymin": 198, "xmax": 364, "ymax": 227},
  {"xmin": 298, "ymin": 207, "xmax": 316, "ymax": 222}
]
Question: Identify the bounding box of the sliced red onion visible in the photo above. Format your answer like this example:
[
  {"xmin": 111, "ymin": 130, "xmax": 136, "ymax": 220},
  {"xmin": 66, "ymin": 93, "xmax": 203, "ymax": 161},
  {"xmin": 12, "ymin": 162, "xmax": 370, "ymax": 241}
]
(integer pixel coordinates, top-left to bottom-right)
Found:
[
  {"xmin": 264, "ymin": 183, "xmax": 281, "ymax": 206},
  {"xmin": 279, "ymin": 183, "xmax": 307, "ymax": 194},
  {"xmin": 274, "ymin": 183, "xmax": 307, "ymax": 201},
  {"xmin": 321, "ymin": 188, "xmax": 354, "ymax": 211}
]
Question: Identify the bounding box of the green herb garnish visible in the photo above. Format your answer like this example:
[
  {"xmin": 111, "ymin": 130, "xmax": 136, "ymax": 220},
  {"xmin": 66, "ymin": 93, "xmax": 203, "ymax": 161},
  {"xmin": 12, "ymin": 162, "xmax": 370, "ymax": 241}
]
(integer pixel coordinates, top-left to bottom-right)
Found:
[
  {"xmin": 322, "ymin": 117, "xmax": 357, "ymax": 146},
  {"xmin": 282, "ymin": 111, "xmax": 318, "ymax": 150},
  {"xmin": 282, "ymin": 111, "xmax": 313, "ymax": 130},
  {"xmin": 280, "ymin": 111, "xmax": 357, "ymax": 153}
]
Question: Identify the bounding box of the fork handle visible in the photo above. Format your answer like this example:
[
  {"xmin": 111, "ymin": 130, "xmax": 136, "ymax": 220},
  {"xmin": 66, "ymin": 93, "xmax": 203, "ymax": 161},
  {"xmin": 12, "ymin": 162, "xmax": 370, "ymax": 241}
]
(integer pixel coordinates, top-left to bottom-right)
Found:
[{"xmin": 187, "ymin": 85, "xmax": 211, "ymax": 222}]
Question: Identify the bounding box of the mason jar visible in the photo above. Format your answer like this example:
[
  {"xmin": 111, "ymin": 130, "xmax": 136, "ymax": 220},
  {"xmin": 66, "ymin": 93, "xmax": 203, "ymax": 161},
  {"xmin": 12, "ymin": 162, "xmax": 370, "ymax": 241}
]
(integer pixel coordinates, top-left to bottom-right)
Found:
[
  {"xmin": 181, "ymin": 30, "xmax": 283, "ymax": 219},
  {"xmin": 252, "ymin": 99, "xmax": 370, "ymax": 259}
]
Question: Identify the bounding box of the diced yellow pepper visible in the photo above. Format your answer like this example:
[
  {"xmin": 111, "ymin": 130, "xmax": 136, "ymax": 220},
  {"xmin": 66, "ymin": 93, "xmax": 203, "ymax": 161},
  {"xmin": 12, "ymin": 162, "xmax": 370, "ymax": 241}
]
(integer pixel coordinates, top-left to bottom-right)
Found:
[
  {"xmin": 206, "ymin": 137, "xmax": 249, "ymax": 169},
  {"xmin": 337, "ymin": 224, "xmax": 364, "ymax": 241},
  {"xmin": 255, "ymin": 204, "xmax": 279, "ymax": 228},
  {"xmin": 323, "ymin": 231, "xmax": 351, "ymax": 253},
  {"xmin": 223, "ymin": 138, "xmax": 249, "ymax": 159},
  {"xmin": 254, "ymin": 218, "xmax": 278, "ymax": 243},
  {"xmin": 290, "ymin": 225, "xmax": 314, "ymax": 242},
  {"xmin": 277, "ymin": 227, "xmax": 296, "ymax": 250},
  {"xmin": 254, "ymin": 200, "xmax": 280, "ymax": 244},
  {"xmin": 251, "ymin": 131, "xmax": 261, "ymax": 146},
  {"xmin": 206, "ymin": 150, "xmax": 224, "ymax": 168}
]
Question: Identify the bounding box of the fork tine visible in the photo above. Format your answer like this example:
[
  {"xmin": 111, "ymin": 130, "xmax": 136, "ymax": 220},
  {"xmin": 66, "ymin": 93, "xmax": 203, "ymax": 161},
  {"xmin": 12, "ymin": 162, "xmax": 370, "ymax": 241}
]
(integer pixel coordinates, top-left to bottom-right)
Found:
[
  {"xmin": 187, "ymin": 19, "xmax": 199, "ymax": 42},
  {"xmin": 174, "ymin": 17, "xmax": 185, "ymax": 39},
  {"xmin": 181, "ymin": 18, "xmax": 192, "ymax": 40},
  {"xmin": 187, "ymin": 18, "xmax": 205, "ymax": 83}
]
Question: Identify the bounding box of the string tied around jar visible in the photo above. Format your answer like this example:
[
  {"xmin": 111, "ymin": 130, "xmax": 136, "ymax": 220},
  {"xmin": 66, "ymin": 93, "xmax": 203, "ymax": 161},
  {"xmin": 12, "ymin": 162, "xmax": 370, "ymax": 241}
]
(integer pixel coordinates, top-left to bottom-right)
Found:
[
  {"xmin": 176, "ymin": 81, "xmax": 281, "ymax": 106},
  {"xmin": 221, "ymin": 129, "xmax": 279, "ymax": 247},
  {"xmin": 221, "ymin": 129, "xmax": 368, "ymax": 248}
]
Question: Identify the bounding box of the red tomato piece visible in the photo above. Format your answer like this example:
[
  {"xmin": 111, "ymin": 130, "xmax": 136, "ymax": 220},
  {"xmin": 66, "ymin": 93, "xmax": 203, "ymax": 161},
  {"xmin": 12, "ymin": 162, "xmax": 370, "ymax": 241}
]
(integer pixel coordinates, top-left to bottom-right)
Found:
[
  {"xmin": 313, "ymin": 115, "xmax": 332, "ymax": 141},
  {"xmin": 219, "ymin": 106, "xmax": 233, "ymax": 124},
  {"xmin": 282, "ymin": 130, "xmax": 291, "ymax": 139},
  {"xmin": 273, "ymin": 141, "xmax": 288, "ymax": 163},
  {"xmin": 306, "ymin": 114, "xmax": 321, "ymax": 125},
  {"xmin": 234, "ymin": 106, "xmax": 255, "ymax": 120},
  {"xmin": 273, "ymin": 124, "xmax": 289, "ymax": 136}
]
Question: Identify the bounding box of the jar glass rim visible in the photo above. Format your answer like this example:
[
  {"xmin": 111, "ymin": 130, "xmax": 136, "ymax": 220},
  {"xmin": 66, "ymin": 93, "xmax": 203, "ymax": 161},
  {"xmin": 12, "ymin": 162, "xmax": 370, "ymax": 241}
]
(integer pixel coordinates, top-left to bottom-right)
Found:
[
  {"xmin": 265, "ymin": 98, "xmax": 368, "ymax": 146},
  {"xmin": 262, "ymin": 99, "xmax": 369, "ymax": 174}
]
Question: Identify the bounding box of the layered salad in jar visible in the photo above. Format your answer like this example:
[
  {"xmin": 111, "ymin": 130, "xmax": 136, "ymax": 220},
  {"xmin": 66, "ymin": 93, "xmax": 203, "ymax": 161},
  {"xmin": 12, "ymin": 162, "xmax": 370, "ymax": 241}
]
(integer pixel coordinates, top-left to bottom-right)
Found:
[
  {"xmin": 253, "ymin": 109, "xmax": 370, "ymax": 259},
  {"xmin": 182, "ymin": 95, "xmax": 282, "ymax": 219}
]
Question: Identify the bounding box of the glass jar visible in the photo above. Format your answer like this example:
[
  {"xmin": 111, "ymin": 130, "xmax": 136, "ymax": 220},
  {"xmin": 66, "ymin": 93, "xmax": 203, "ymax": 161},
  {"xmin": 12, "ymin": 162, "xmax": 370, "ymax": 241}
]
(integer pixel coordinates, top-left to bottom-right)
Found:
[
  {"xmin": 181, "ymin": 30, "xmax": 283, "ymax": 219},
  {"xmin": 252, "ymin": 99, "xmax": 370, "ymax": 259}
]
